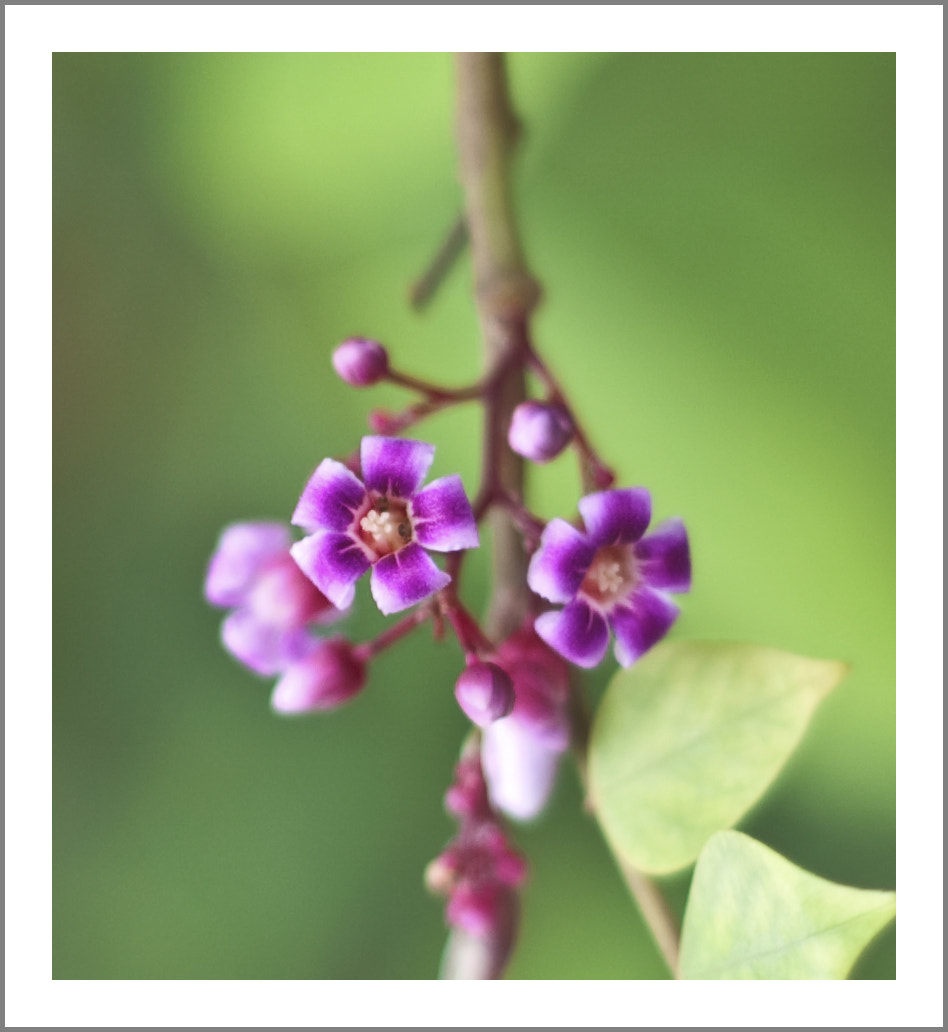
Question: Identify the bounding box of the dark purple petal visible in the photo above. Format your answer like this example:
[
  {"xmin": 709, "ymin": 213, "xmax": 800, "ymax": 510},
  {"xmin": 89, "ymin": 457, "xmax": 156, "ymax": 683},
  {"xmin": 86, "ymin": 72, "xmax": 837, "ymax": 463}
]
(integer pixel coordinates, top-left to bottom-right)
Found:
[
  {"xmin": 633, "ymin": 517, "xmax": 691, "ymax": 593},
  {"xmin": 609, "ymin": 587, "xmax": 680, "ymax": 667},
  {"xmin": 369, "ymin": 541, "xmax": 450, "ymax": 615},
  {"xmin": 410, "ymin": 474, "xmax": 479, "ymax": 552},
  {"xmin": 204, "ymin": 522, "xmax": 290, "ymax": 607},
  {"xmin": 533, "ymin": 599, "xmax": 610, "ymax": 669},
  {"xmin": 527, "ymin": 519, "xmax": 595, "ymax": 603},
  {"xmin": 292, "ymin": 458, "xmax": 367, "ymax": 534},
  {"xmin": 290, "ymin": 532, "xmax": 370, "ymax": 611},
  {"xmin": 221, "ymin": 609, "xmax": 315, "ymax": 677},
  {"xmin": 482, "ymin": 716, "xmax": 565, "ymax": 820},
  {"xmin": 578, "ymin": 487, "xmax": 652, "ymax": 547},
  {"xmin": 360, "ymin": 435, "xmax": 435, "ymax": 499}
]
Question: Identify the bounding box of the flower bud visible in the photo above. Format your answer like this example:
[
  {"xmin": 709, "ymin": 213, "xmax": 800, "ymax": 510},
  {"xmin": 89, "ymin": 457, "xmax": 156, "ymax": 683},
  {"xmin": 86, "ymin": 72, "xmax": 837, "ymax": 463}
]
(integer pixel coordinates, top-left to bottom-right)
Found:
[
  {"xmin": 446, "ymin": 884, "xmax": 502, "ymax": 938},
  {"xmin": 332, "ymin": 337, "xmax": 389, "ymax": 387},
  {"xmin": 425, "ymin": 850, "xmax": 461, "ymax": 895},
  {"xmin": 367, "ymin": 408, "xmax": 403, "ymax": 434},
  {"xmin": 482, "ymin": 718, "xmax": 563, "ymax": 821},
  {"xmin": 270, "ymin": 637, "xmax": 367, "ymax": 714},
  {"xmin": 454, "ymin": 663, "xmax": 515, "ymax": 727},
  {"xmin": 507, "ymin": 401, "xmax": 573, "ymax": 463}
]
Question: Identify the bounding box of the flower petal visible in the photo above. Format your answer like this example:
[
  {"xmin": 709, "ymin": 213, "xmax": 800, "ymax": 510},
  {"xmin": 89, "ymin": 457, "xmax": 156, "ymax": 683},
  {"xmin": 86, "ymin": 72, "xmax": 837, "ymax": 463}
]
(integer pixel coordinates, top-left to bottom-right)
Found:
[
  {"xmin": 360, "ymin": 436, "xmax": 435, "ymax": 498},
  {"xmin": 534, "ymin": 599, "xmax": 610, "ymax": 669},
  {"xmin": 527, "ymin": 519, "xmax": 595, "ymax": 603},
  {"xmin": 410, "ymin": 474, "xmax": 479, "ymax": 552},
  {"xmin": 221, "ymin": 609, "xmax": 315, "ymax": 676},
  {"xmin": 482, "ymin": 716, "xmax": 565, "ymax": 821},
  {"xmin": 609, "ymin": 587, "xmax": 680, "ymax": 667},
  {"xmin": 369, "ymin": 541, "xmax": 450, "ymax": 615},
  {"xmin": 633, "ymin": 517, "xmax": 691, "ymax": 593},
  {"xmin": 578, "ymin": 487, "xmax": 652, "ymax": 547},
  {"xmin": 292, "ymin": 458, "xmax": 367, "ymax": 534},
  {"xmin": 290, "ymin": 532, "xmax": 369, "ymax": 611},
  {"xmin": 204, "ymin": 522, "xmax": 290, "ymax": 607},
  {"xmin": 246, "ymin": 553, "xmax": 339, "ymax": 628}
]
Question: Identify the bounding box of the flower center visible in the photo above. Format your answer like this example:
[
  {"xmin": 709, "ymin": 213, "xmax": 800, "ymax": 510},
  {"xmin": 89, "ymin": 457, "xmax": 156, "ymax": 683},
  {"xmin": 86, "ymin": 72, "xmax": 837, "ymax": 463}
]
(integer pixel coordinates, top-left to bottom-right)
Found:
[
  {"xmin": 579, "ymin": 544, "xmax": 636, "ymax": 609},
  {"xmin": 358, "ymin": 495, "xmax": 412, "ymax": 558}
]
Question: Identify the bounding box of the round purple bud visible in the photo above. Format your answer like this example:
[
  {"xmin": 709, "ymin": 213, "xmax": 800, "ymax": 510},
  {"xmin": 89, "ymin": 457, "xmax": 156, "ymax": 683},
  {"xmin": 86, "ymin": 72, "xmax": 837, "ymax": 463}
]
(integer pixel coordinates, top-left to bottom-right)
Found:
[
  {"xmin": 507, "ymin": 401, "xmax": 574, "ymax": 463},
  {"xmin": 332, "ymin": 337, "xmax": 389, "ymax": 387},
  {"xmin": 270, "ymin": 637, "xmax": 367, "ymax": 714},
  {"xmin": 454, "ymin": 663, "xmax": 516, "ymax": 728}
]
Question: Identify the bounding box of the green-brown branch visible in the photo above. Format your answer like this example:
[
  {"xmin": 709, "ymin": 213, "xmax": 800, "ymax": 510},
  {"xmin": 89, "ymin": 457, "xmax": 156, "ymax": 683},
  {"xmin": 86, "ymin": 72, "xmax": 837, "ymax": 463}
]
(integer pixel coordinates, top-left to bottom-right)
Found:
[{"xmin": 451, "ymin": 50, "xmax": 681, "ymax": 981}]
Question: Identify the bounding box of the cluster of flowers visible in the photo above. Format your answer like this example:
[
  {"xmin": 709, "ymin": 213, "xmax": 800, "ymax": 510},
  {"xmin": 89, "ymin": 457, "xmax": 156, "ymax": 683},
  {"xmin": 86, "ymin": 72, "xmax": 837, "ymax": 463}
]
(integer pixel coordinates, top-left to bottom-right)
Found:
[
  {"xmin": 425, "ymin": 740, "xmax": 527, "ymax": 942},
  {"xmin": 206, "ymin": 336, "xmax": 691, "ymax": 943}
]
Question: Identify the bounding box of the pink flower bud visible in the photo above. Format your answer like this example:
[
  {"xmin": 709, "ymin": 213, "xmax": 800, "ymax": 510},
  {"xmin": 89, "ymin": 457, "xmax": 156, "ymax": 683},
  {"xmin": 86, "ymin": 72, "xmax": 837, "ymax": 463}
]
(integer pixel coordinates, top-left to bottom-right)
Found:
[
  {"xmin": 270, "ymin": 637, "xmax": 367, "ymax": 714},
  {"xmin": 454, "ymin": 663, "xmax": 515, "ymax": 727},
  {"xmin": 507, "ymin": 401, "xmax": 573, "ymax": 463},
  {"xmin": 493, "ymin": 849, "xmax": 528, "ymax": 887},
  {"xmin": 332, "ymin": 337, "xmax": 389, "ymax": 387},
  {"xmin": 446, "ymin": 884, "xmax": 502, "ymax": 938},
  {"xmin": 367, "ymin": 408, "xmax": 403, "ymax": 434}
]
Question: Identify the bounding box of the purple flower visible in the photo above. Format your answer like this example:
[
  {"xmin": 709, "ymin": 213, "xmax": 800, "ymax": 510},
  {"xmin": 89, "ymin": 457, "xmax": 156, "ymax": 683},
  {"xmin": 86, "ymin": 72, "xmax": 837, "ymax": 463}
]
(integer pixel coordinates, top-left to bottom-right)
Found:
[
  {"xmin": 528, "ymin": 488, "xmax": 691, "ymax": 669},
  {"xmin": 291, "ymin": 436, "xmax": 479, "ymax": 615},
  {"xmin": 507, "ymin": 400, "xmax": 574, "ymax": 463},
  {"xmin": 205, "ymin": 522, "xmax": 339, "ymax": 676}
]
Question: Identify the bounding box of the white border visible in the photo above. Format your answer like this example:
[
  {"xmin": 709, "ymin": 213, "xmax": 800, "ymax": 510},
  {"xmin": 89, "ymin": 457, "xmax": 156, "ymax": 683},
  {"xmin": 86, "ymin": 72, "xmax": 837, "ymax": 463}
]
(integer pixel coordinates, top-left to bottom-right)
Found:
[{"xmin": 9, "ymin": 5, "xmax": 942, "ymax": 1027}]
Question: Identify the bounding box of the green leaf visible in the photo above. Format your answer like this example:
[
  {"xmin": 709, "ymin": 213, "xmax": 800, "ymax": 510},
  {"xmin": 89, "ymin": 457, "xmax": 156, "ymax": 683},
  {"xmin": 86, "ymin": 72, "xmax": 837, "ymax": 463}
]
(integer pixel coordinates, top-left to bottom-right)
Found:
[
  {"xmin": 588, "ymin": 640, "xmax": 847, "ymax": 873},
  {"xmin": 679, "ymin": 831, "xmax": 895, "ymax": 978}
]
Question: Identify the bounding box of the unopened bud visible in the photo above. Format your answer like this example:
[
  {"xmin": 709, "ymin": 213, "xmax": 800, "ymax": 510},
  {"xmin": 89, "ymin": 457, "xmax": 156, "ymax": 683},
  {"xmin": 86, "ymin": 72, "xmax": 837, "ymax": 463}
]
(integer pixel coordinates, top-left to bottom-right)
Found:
[
  {"xmin": 367, "ymin": 408, "xmax": 403, "ymax": 434},
  {"xmin": 507, "ymin": 401, "xmax": 573, "ymax": 463},
  {"xmin": 446, "ymin": 884, "xmax": 502, "ymax": 938},
  {"xmin": 332, "ymin": 337, "xmax": 389, "ymax": 387},
  {"xmin": 270, "ymin": 637, "xmax": 367, "ymax": 714},
  {"xmin": 454, "ymin": 663, "xmax": 515, "ymax": 728}
]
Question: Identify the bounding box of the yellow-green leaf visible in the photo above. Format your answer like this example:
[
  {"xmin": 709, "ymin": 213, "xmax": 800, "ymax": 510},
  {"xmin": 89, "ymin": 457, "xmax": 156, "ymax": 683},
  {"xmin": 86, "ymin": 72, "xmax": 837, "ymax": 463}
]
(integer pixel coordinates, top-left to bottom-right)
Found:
[
  {"xmin": 588, "ymin": 640, "xmax": 846, "ymax": 873},
  {"xmin": 679, "ymin": 831, "xmax": 895, "ymax": 978}
]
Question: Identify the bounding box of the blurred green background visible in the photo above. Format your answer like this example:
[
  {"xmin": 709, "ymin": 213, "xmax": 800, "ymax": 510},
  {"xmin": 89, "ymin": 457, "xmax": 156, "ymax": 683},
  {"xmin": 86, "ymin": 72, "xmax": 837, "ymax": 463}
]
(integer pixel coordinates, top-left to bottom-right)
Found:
[{"xmin": 53, "ymin": 53, "xmax": 894, "ymax": 979}]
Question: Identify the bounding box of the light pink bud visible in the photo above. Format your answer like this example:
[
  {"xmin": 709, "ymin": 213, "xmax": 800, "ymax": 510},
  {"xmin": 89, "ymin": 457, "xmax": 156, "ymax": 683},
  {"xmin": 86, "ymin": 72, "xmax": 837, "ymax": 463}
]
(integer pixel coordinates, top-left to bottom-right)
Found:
[
  {"xmin": 454, "ymin": 663, "xmax": 515, "ymax": 728},
  {"xmin": 270, "ymin": 637, "xmax": 367, "ymax": 714},
  {"xmin": 507, "ymin": 401, "xmax": 573, "ymax": 463},
  {"xmin": 332, "ymin": 337, "xmax": 389, "ymax": 387}
]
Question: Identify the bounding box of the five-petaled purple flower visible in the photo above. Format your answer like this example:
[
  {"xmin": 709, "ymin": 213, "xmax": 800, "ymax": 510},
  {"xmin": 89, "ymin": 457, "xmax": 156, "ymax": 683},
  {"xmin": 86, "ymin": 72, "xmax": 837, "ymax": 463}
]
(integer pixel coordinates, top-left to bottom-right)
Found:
[
  {"xmin": 528, "ymin": 488, "xmax": 691, "ymax": 669},
  {"xmin": 291, "ymin": 436, "xmax": 479, "ymax": 615}
]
